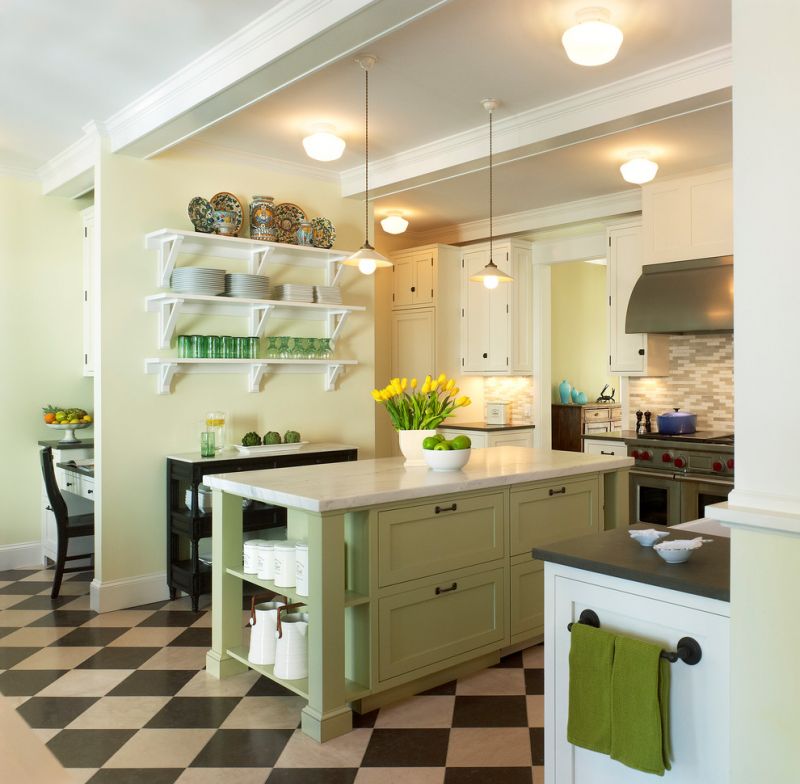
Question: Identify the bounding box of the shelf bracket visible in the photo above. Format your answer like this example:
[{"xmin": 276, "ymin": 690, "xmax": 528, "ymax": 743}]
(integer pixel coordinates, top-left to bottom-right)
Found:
[
  {"xmin": 157, "ymin": 235, "xmax": 184, "ymax": 288},
  {"xmin": 248, "ymin": 304, "xmax": 274, "ymax": 338},
  {"xmin": 248, "ymin": 363, "xmax": 268, "ymax": 393},
  {"xmin": 248, "ymin": 246, "xmax": 273, "ymax": 276},
  {"xmin": 328, "ymin": 261, "xmax": 345, "ymax": 287},
  {"xmin": 156, "ymin": 362, "xmax": 178, "ymax": 395},
  {"xmin": 327, "ymin": 311, "xmax": 350, "ymax": 348},
  {"xmin": 157, "ymin": 299, "xmax": 184, "ymax": 349},
  {"xmin": 325, "ymin": 363, "xmax": 344, "ymax": 391}
]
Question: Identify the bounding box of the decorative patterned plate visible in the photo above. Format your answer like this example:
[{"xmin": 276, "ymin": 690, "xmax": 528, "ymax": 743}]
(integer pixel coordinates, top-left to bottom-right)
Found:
[
  {"xmin": 188, "ymin": 196, "xmax": 214, "ymax": 233},
  {"xmin": 210, "ymin": 192, "xmax": 244, "ymax": 236},
  {"xmin": 274, "ymin": 203, "xmax": 307, "ymax": 244},
  {"xmin": 311, "ymin": 217, "xmax": 336, "ymax": 249}
]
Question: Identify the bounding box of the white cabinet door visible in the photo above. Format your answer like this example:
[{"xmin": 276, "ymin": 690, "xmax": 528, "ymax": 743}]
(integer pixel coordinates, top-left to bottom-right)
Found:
[
  {"xmin": 487, "ymin": 431, "xmax": 534, "ymax": 448},
  {"xmin": 413, "ymin": 253, "xmax": 435, "ymax": 307},
  {"xmin": 548, "ymin": 571, "xmax": 730, "ymax": 784},
  {"xmin": 82, "ymin": 207, "xmax": 95, "ymax": 377},
  {"xmin": 392, "ymin": 257, "xmax": 415, "ymax": 308},
  {"xmin": 391, "ymin": 309, "xmax": 435, "ymax": 385},
  {"xmin": 510, "ymin": 244, "xmax": 532, "ymax": 373},
  {"xmin": 583, "ymin": 439, "xmax": 627, "ymax": 457},
  {"xmin": 392, "ymin": 250, "xmax": 437, "ymax": 308},
  {"xmin": 607, "ymin": 223, "xmax": 669, "ymax": 377}
]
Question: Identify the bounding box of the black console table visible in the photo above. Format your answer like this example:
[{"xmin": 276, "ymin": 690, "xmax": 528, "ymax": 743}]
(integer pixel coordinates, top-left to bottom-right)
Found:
[{"xmin": 166, "ymin": 443, "xmax": 358, "ymax": 610}]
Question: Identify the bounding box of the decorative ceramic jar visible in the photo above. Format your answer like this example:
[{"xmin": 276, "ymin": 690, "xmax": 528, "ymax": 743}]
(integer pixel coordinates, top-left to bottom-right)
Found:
[
  {"xmin": 296, "ymin": 220, "xmax": 313, "ymax": 246},
  {"xmin": 397, "ymin": 429, "xmax": 438, "ymax": 467},
  {"xmin": 250, "ymin": 195, "xmax": 275, "ymax": 240},
  {"xmin": 247, "ymin": 597, "xmax": 286, "ymax": 665},
  {"xmin": 559, "ymin": 380, "xmax": 572, "ymax": 404},
  {"xmin": 213, "ymin": 209, "xmax": 238, "ymax": 236}
]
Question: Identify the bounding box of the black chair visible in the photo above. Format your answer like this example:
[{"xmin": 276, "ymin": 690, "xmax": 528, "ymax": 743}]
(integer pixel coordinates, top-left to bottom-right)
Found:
[{"xmin": 40, "ymin": 446, "xmax": 95, "ymax": 598}]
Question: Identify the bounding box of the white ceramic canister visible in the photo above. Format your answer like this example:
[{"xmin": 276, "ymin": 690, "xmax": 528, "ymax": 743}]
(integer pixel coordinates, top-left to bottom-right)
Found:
[
  {"xmin": 274, "ymin": 605, "xmax": 309, "ymax": 680},
  {"xmin": 243, "ymin": 539, "xmax": 270, "ymax": 574},
  {"xmin": 247, "ymin": 597, "xmax": 286, "ymax": 665},
  {"xmin": 273, "ymin": 541, "xmax": 297, "ymax": 588},
  {"xmin": 295, "ymin": 542, "xmax": 309, "ymax": 597},
  {"xmin": 256, "ymin": 542, "xmax": 276, "ymax": 581}
]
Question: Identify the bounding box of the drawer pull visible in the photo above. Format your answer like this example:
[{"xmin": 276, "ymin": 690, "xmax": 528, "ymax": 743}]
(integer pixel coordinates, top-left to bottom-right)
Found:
[
  {"xmin": 549, "ymin": 486, "xmax": 567, "ymax": 496},
  {"xmin": 87, "ymin": 489, "xmax": 93, "ymax": 495},
  {"xmin": 434, "ymin": 503, "xmax": 458, "ymax": 514},
  {"xmin": 600, "ymin": 450, "xmax": 615, "ymax": 456},
  {"xmin": 435, "ymin": 582, "xmax": 458, "ymax": 595}
]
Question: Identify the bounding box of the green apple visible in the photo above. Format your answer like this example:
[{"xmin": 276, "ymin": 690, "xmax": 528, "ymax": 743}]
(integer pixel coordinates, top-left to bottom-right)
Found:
[
  {"xmin": 433, "ymin": 442, "xmax": 452, "ymax": 451},
  {"xmin": 451, "ymin": 435, "xmax": 472, "ymax": 450},
  {"xmin": 422, "ymin": 436, "xmax": 440, "ymax": 450}
]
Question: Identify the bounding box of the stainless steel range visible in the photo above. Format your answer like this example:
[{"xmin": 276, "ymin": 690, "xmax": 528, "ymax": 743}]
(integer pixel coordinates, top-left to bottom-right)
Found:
[{"xmin": 627, "ymin": 431, "xmax": 734, "ymax": 526}]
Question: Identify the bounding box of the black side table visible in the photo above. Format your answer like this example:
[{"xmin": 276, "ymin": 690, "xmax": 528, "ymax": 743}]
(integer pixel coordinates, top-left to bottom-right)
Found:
[{"xmin": 166, "ymin": 445, "xmax": 357, "ymax": 610}]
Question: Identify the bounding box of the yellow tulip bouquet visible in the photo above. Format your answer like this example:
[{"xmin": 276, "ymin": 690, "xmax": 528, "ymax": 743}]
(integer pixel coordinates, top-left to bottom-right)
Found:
[{"xmin": 371, "ymin": 374, "xmax": 471, "ymax": 430}]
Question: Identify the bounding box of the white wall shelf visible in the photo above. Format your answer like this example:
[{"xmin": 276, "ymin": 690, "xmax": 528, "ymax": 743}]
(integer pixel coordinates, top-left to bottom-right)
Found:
[
  {"xmin": 144, "ymin": 293, "xmax": 365, "ymax": 349},
  {"xmin": 144, "ymin": 358, "xmax": 358, "ymax": 395}
]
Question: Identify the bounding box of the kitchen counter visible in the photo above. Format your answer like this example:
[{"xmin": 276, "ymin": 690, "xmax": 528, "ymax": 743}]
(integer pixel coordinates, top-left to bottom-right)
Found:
[
  {"xmin": 438, "ymin": 421, "xmax": 534, "ymax": 432},
  {"xmin": 169, "ymin": 442, "xmax": 357, "ymax": 464},
  {"xmin": 534, "ymin": 522, "xmax": 729, "ymax": 601},
  {"xmin": 203, "ymin": 446, "xmax": 632, "ymax": 513}
]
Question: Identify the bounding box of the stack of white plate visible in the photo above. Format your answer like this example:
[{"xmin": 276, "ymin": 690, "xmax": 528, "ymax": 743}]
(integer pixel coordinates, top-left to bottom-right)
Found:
[
  {"xmin": 225, "ymin": 273, "xmax": 271, "ymax": 299},
  {"xmin": 314, "ymin": 285, "xmax": 343, "ymax": 305},
  {"xmin": 171, "ymin": 267, "xmax": 226, "ymax": 296},
  {"xmin": 273, "ymin": 284, "xmax": 315, "ymax": 303}
]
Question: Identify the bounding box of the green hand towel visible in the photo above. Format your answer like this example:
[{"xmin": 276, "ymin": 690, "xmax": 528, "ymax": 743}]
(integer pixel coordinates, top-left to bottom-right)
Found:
[
  {"xmin": 567, "ymin": 622, "xmax": 616, "ymax": 754},
  {"xmin": 610, "ymin": 635, "xmax": 672, "ymax": 776}
]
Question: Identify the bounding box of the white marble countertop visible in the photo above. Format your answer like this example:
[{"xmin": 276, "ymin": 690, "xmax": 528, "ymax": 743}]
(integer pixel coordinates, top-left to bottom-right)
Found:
[
  {"xmin": 168, "ymin": 442, "xmax": 358, "ymax": 464},
  {"xmin": 203, "ymin": 446, "xmax": 633, "ymax": 513}
]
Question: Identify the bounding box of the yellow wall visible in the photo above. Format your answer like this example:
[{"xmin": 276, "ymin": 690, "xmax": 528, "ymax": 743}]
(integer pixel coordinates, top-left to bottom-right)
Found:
[
  {"xmin": 0, "ymin": 176, "xmax": 94, "ymax": 548},
  {"xmin": 550, "ymin": 261, "xmax": 619, "ymax": 404},
  {"xmin": 94, "ymin": 148, "xmax": 374, "ymax": 586}
]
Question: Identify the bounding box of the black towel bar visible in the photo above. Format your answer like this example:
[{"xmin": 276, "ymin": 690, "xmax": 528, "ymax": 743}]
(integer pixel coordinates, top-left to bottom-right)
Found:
[{"xmin": 567, "ymin": 609, "xmax": 702, "ymax": 666}]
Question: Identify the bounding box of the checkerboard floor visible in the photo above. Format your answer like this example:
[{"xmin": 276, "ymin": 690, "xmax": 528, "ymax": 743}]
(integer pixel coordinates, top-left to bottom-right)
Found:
[{"xmin": 0, "ymin": 567, "xmax": 545, "ymax": 783}]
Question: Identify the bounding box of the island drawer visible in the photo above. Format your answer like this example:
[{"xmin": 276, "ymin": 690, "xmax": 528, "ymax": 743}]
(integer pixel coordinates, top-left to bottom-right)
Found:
[
  {"xmin": 378, "ymin": 566, "xmax": 505, "ymax": 681},
  {"xmin": 510, "ymin": 477, "xmax": 599, "ymax": 556},
  {"xmin": 377, "ymin": 492, "xmax": 505, "ymax": 587},
  {"xmin": 510, "ymin": 559, "xmax": 544, "ymax": 639}
]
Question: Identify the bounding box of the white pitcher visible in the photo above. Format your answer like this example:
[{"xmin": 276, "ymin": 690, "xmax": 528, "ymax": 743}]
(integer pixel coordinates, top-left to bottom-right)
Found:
[
  {"xmin": 247, "ymin": 593, "xmax": 287, "ymax": 666},
  {"xmin": 274, "ymin": 603, "xmax": 309, "ymax": 680}
]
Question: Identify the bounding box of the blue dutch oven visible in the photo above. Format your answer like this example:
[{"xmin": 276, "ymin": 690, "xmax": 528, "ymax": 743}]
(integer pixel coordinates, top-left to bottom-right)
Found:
[{"xmin": 657, "ymin": 408, "xmax": 697, "ymax": 435}]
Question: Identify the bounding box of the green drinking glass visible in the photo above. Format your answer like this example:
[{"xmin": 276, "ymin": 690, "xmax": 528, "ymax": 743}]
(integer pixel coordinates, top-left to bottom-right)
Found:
[
  {"xmin": 278, "ymin": 336, "xmax": 291, "ymax": 358},
  {"xmin": 221, "ymin": 336, "xmax": 236, "ymax": 359},
  {"xmin": 207, "ymin": 335, "xmax": 222, "ymax": 359},
  {"xmin": 177, "ymin": 335, "xmax": 191, "ymax": 358}
]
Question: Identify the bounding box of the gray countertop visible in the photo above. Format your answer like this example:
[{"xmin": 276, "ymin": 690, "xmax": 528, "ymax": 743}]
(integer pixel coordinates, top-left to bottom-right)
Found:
[
  {"xmin": 38, "ymin": 439, "xmax": 94, "ymax": 450},
  {"xmin": 440, "ymin": 421, "xmax": 534, "ymax": 432},
  {"xmin": 533, "ymin": 523, "xmax": 730, "ymax": 602}
]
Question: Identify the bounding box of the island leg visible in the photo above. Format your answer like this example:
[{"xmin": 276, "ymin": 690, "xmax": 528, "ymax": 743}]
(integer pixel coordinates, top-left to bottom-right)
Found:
[
  {"xmin": 298, "ymin": 509, "xmax": 352, "ymax": 741},
  {"xmin": 206, "ymin": 489, "xmax": 247, "ymax": 679}
]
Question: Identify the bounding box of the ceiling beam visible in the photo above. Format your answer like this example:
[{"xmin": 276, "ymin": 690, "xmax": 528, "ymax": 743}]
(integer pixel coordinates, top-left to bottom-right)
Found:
[{"xmin": 341, "ymin": 44, "xmax": 732, "ymax": 199}]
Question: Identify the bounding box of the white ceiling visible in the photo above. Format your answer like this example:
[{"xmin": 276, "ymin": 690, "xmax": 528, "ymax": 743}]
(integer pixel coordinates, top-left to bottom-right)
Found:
[
  {"xmin": 0, "ymin": 0, "xmax": 275, "ymax": 171},
  {"xmin": 195, "ymin": 0, "xmax": 731, "ymax": 169}
]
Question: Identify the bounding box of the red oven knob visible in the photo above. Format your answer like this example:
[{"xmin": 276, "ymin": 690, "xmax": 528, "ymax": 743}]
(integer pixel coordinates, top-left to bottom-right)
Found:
[
  {"xmin": 727, "ymin": 458, "xmax": 734, "ymax": 470},
  {"xmin": 662, "ymin": 453, "xmax": 673, "ymax": 463},
  {"xmin": 674, "ymin": 457, "xmax": 686, "ymax": 469},
  {"xmin": 631, "ymin": 449, "xmax": 640, "ymax": 459},
  {"xmin": 712, "ymin": 461, "xmax": 724, "ymax": 473},
  {"xmin": 640, "ymin": 451, "xmax": 652, "ymax": 461}
]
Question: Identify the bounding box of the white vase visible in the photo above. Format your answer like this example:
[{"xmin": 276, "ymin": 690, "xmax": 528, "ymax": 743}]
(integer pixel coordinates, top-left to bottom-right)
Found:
[{"xmin": 397, "ymin": 429, "xmax": 437, "ymax": 467}]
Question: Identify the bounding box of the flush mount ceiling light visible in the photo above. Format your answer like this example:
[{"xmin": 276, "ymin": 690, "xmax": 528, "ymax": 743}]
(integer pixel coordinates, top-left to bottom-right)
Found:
[
  {"xmin": 562, "ymin": 7, "xmax": 623, "ymax": 66},
  {"xmin": 343, "ymin": 55, "xmax": 392, "ymax": 275},
  {"xmin": 302, "ymin": 123, "xmax": 346, "ymax": 162},
  {"xmin": 620, "ymin": 153, "xmax": 659, "ymax": 184},
  {"xmin": 380, "ymin": 211, "xmax": 409, "ymax": 234},
  {"xmin": 470, "ymin": 99, "xmax": 513, "ymax": 290}
]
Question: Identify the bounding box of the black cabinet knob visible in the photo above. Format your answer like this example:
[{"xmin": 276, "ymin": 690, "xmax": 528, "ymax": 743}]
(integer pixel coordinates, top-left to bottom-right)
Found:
[
  {"xmin": 482, "ymin": 352, "xmax": 488, "ymax": 359},
  {"xmin": 638, "ymin": 348, "xmax": 645, "ymax": 355},
  {"xmin": 411, "ymin": 286, "xmax": 416, "ymax": 292}
]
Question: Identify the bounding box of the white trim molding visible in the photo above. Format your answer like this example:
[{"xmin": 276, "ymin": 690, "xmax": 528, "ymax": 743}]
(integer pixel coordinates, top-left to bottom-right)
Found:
[
  {"xmin": 0, "ymin": 163, "xmax": 38, "ymax": 181},
  {"xmin": 90, "ymin": 571, "xmax": 170, "ymax": 613},
  {"xmin": 707, "ymin": 498, "xmax": 800, "ymax": 537},
  {"xmin": 38, "ymin": 121, "xmax": 102, "ymax": 197},
  {"xmin": 0, "ymin": 541, "xmax": 43, "ymax": 571}
]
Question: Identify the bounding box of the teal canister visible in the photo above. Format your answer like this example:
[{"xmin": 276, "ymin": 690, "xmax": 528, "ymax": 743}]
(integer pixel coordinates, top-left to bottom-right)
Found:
[
  {"xmin": 559, "ymin": 379, "xmax": 572, "ymax": 404},
  {"xmin": 250, "ymin": 196, "xmax": 275, "ymax": 239}
]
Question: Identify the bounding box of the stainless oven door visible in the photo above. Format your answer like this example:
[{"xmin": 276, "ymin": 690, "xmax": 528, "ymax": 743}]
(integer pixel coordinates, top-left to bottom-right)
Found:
[
  {"xmin": 677, "ymin": 474, "xmax": 734, "ymax": 523},
  {"xmin": 629, "ymin": 469, "xmax": 682, "ymax": 526}
]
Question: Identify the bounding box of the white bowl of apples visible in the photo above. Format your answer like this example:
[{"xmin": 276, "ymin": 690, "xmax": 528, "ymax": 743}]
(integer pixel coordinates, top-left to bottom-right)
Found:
[{"xmin": 422, "ymin": 434, "xmax": 472, "ymax": 471}]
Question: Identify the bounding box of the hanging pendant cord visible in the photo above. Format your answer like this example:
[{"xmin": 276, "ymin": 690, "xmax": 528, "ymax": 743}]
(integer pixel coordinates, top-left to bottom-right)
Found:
[
  {"xmin": 489, "ymin": 109, "xmax": 493, "ymax": 265},
  {"xmin": 364, "ymin": 67, "xmax": 370, "ymax": 245}
]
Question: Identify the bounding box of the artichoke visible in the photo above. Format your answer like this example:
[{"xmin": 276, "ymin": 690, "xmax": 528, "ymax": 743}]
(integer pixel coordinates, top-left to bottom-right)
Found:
[
  {"xmin": 241, "ymin": 431, "xmax": 262, "ymax": 447},
  {"xmin": 263, "ymin": 431, "xmax": 282, "ymax": 445},
  {"xmin": 284, "ymin": 430, "xmax": 301, "ymax": 444}
]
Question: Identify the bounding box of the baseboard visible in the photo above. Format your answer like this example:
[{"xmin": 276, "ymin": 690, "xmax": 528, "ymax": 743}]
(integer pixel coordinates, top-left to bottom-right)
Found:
[
  {"xmin": 0, "ymin": 541, "xmax": 43, "ymax": 570},
  {"xmin": 90, "ymin": 571, "xmax": 169, "ymax": 613}
]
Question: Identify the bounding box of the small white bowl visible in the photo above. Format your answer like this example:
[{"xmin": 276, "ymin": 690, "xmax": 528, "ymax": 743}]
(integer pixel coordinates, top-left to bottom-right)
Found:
[
  {"xmin": 423, "ymin": 447, "xmax": 471, "ymax": 472},
  {"xmin": 653, "ymin": 537, "xmax": 704, "ymax": 564},
  {"xmin": 629, "ymin": 529, "xmax": 670, "ymax": 548}
]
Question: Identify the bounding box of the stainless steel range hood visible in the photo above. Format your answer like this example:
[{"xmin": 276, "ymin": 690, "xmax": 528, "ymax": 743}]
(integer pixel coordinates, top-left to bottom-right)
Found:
[{"xmin": 625, "ymin": 256, "xmax": 733, "ymax": 334}]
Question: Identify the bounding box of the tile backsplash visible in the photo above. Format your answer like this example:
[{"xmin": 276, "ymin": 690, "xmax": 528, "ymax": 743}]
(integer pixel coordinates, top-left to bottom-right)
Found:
[
  {"xmin": 483, "ymin": 376, "xmax": 534, "ymax": 423},
  {"xmin": 628, "ymin": 335, "xmax": 733, "ymax": 431}
]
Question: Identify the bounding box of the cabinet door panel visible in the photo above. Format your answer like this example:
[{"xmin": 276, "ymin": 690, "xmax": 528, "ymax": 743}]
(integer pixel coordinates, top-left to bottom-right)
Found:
[
  {"xmin": 583, "ymin": 440, "xmax": 627, "ymax": 457},
  {"xmin": 510, "ymin": 560, "xmax": 544, "ymax": 638},
  {"xmin": 488, "ymin": 432, "xmax": 534, "ymax": 448},
  {"xmin": 689, "ymin": 175, "xmax": 733, "ymax": 256},
  {"xmin": 462, "ymin": 248, "xmax": 491, "ymax": 372},
  {"xmin": 646, "ymin": 183, "xmax": 690, "ymax": 263},
  {"xmin": 391, "ymin": 309, "xmax": 435, "ymax": 387},
  {"xmin": 414, "ymin": 255, "xmax": 435, "ymax": 307},
  {"xmin": 510, "ymin": 477, "xmax": 599, "ymax": 556},
  {"xmin": 392, "ymin": 258, "xmax": 415, "ymax": 308},
  {"xmin": 608, "ymin": 225, "xmax": 647, "ymax": 374},
  {"xmin": 378, "ymin": 566, "xmax": 505, "ymax": 681},
  {"xmin": 511, "ymin": 245, "xmax": 532, "ymax": 373}
]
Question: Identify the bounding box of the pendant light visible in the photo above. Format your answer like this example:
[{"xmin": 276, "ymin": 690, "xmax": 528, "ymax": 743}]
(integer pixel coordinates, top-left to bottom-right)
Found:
[
  {"xmin": 380, "ymin": 211, "xmax": 409, "ymax": 234},
  {"xmin": 302, "ymin": 123, "xmax": 346, "ymax": 161},
  {"xmin": 343, "ymin": 55, "xmax": 392, "ymax": 275},
  {"xmin": 470, "ymin": 99, "xmax": 513, "ymax": 290}
]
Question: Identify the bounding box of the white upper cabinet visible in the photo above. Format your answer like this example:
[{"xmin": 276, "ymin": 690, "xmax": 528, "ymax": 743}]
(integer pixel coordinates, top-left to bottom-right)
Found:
[
  {"xmin": 391, "ymin": 308, "xmax": 436, "ymax": 385},
  {"xmin": 642, "ymin": 167, "xmax": 733, "ymax": 264},
  {"xmin": 82, "ymin": 206, "xmax": 95, "ymax": 377},
  {"xmin": 391, "ymin": 248, "xmax": 437, "ymax": 308},
  {"xmin": 461, "ymin": 239, "xmax": 532, "ymax": 375},
  {"xmin": 607, "ymin": 221, "xmax": 669, "ymax": 376}
]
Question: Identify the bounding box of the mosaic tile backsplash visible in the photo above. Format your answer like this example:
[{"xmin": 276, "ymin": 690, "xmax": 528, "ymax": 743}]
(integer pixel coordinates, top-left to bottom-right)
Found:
[
  {"xmin": 628, "ymin": 334, "xmax": 733, "ymax": 431},
  {"xmin": 483, "ymin": 376, "xmax": 534, "ymax": 423}
]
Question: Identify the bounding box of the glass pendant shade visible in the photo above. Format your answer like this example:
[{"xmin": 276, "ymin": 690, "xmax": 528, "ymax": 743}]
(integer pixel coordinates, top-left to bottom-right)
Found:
[
  {"xmin": 470, "ymin": 259, "xmax": 513, "ymax": 290},
  {"xmin": 562, "ymin": 7, "xmax": 623, "ymax": 66},
  {"xmin": 302, "ymin": 124, "xmax": 346, "ymax": 161},
  {"xmin": 342, "ymin": 243, "xmax": 392, "ymax": 275},
  {"xmin": 380, "ymin": 212, "xmax": 409, "ymax": 234},
  {"xmin": 620, "ymin": 157, "xmax": 659, "ymax": 184}
]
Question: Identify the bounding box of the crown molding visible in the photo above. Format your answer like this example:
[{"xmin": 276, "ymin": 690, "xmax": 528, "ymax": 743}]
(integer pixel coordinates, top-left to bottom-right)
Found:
[
  {"xmin": 38, "ymin": 121, "xmax": 103, "ymax": 197},
  {"xmin": 403, "ymin": 189, "xmax": 641, "ymax": 247},
  {"xmin": 177, "ymin": 140, "xmax": 340, "ymax": 182},
  {"xmin": 341, "ymin": 44, "xmax": 732, "ymax": 197},
  {"xmin": 0, "ymin": 163, "xmax": 38, "ymax": 181}
]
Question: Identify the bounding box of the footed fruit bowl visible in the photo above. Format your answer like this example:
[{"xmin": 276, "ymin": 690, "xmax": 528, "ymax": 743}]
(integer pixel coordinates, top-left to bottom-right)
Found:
[{"xmin": 46, "ymin": 422, "xmax": 91, "ymax": 444}]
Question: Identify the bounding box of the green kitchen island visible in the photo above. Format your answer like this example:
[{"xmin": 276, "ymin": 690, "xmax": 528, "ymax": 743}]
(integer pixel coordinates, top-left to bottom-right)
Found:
[{"xmin": 203, "ymin": 446, "xmax": 633, "ymax": 742}]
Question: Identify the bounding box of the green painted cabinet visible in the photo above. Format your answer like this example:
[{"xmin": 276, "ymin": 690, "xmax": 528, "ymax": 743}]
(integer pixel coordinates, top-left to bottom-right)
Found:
[
  {"xmin": 378, "ymin": 566, "xmax": 505, "ymax": 681},
  {"xmin": 377, "ymin": 492, "xmax": 505, "ymax": 587},
  {"xmin": 510, "ymin": 559, "xmax": 544, "ymax": 640}
]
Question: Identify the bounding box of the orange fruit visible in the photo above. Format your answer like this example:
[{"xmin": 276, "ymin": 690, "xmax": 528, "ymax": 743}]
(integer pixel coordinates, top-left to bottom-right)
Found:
[{"xmin": 44, "ymin": 413, "xmax": 56, "ymax": 424}]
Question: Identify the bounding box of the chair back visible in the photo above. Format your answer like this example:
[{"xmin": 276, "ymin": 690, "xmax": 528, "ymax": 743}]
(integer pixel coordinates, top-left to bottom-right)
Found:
[{"xmin": 40, "ymin": 447, "xmax": 68, "ymax": 531}]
